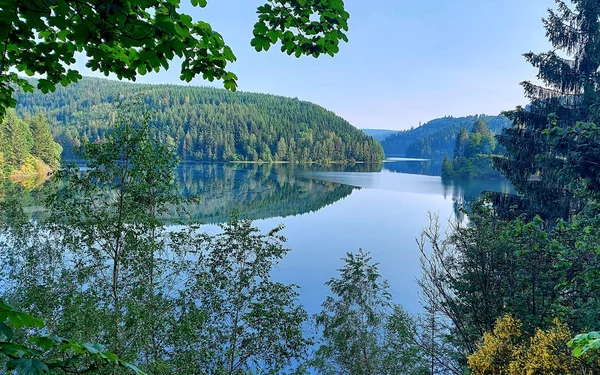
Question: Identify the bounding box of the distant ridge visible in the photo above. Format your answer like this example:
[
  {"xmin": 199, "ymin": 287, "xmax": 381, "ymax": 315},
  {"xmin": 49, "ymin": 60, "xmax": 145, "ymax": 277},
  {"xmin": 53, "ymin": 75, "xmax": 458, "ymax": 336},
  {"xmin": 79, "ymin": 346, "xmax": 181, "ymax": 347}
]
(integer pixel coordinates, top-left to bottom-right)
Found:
[
  {"xmin": 361, "ymin": 129, "xmax": 397, "ymax": 142},
  {"xmin": 14, "ymin": 77, "xmax": 384, "ymax": 164},
  {"xmin": 380, "ymin": 115, "xmax": 511, "ymax": 158}
]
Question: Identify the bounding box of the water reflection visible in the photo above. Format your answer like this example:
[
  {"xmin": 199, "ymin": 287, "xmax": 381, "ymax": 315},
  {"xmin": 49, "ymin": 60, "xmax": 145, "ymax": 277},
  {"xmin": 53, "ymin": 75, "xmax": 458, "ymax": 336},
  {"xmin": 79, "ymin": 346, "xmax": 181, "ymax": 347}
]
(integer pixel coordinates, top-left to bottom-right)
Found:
[
  {"xmin": 383, "ymin": 158, "xmax": 442, "ymax": 176},
  {"xmin": 169, "ymin": 163, "xmax": 382, "ymax": 223},
  {"xmin": 441, "ymin": 177, "xmax": 516, "ymax": 221},
  {"xmin": 2, "ymin": 160, "xmax": 516, "ymax": 224},
  {"xmin": 1, "ymin": 161, "xmax": 518, "ymax": 326}
]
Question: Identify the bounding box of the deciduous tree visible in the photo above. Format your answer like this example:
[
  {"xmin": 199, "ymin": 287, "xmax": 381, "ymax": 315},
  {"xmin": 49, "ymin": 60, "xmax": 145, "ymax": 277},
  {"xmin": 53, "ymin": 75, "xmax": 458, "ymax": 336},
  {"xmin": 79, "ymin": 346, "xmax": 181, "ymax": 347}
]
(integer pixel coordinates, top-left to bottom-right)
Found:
[{"xmin": 0, "ymin": 0, "xmax": 350, "ymax": 120}]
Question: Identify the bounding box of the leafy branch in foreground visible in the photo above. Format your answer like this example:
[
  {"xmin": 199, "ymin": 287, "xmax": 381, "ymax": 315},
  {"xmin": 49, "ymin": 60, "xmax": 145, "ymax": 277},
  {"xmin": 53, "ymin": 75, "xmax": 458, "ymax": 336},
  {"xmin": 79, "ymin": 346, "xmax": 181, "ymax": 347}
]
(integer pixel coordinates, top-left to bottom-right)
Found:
[
  {"xmin": 569, "ymin": 332, "xmax": 600, "ymax": 361},
  {"xmin": 0, "ymin": 0, "xmax": 350, "ymax": 120},
  {"xmin": 0, "ymin": 301, "xmax": 145, "ymax": 375}
]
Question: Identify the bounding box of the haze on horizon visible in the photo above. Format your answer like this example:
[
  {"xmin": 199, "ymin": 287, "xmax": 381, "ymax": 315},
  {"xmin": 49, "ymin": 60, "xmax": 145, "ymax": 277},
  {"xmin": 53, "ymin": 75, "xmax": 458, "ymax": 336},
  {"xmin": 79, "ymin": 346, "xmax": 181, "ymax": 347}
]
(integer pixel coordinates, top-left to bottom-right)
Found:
[{"xmin": 73, "ymin": 0, "xmax": 552, "ymax": 131}]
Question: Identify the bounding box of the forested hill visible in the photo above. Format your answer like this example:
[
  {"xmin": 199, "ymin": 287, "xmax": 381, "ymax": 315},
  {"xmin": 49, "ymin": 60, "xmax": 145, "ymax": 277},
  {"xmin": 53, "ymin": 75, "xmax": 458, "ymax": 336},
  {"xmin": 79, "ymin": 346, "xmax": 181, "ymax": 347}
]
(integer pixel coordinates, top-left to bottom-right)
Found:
[
  {"xmin": 361, "ymin": 129, "xmax": 397, "ymax": 142},
  {"xmin": 14, "ymin": 77, "xmax": 384, "ymax": 163},
  {"xmin": 380, "ymin": 115, "xmax": 511, "ymax": 159}
]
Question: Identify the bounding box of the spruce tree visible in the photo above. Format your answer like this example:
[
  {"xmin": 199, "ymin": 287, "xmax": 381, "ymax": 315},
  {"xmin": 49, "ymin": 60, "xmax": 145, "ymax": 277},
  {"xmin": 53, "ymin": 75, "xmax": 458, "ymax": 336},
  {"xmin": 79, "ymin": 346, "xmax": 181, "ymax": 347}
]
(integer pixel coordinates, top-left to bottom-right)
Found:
[
  {"xmin": 1, "ymin": 110, "xmax": 32, "ymax": 167},
  {"xmin": 454, "ymin": 128, "xmax": 469, "ymax": 161},
  {"xmin": 471, "ymin": 118, "xmax": 490, "ymax": 135},
  {"xmin": 442, "ymin": 155, "xmax": 454, "ymax": 177},
  {"xmin": 30, "ymin": 113, "xmax": 62, "ymax": 169},
  {"xmin": 494, "ymin": 0, "xmax": 600, "ymax": 219}
]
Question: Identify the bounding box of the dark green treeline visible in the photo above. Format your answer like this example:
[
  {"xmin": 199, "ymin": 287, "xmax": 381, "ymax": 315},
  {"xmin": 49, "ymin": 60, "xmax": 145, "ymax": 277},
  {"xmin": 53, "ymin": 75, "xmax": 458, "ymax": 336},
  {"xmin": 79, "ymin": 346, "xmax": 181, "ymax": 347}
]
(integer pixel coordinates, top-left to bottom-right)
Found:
[
  {"xmin": 381, "ymin": 114, "xmax": 511, "ymax": 159},
  {"xmin": 14, "ymin": 77, "xmax": 384, "ymax": 163},
  {"xmin": 441, "ymin": 118, "xmax": 503, "ymax": 179}
]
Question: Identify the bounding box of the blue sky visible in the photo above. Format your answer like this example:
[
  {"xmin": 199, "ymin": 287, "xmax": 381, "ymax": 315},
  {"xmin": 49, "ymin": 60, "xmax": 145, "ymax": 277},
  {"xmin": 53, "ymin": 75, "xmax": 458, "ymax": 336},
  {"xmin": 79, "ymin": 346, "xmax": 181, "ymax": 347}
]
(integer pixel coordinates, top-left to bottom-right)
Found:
[{"xmin": 75, "ymin": 0, "xmax": 552, "ymax": 130}]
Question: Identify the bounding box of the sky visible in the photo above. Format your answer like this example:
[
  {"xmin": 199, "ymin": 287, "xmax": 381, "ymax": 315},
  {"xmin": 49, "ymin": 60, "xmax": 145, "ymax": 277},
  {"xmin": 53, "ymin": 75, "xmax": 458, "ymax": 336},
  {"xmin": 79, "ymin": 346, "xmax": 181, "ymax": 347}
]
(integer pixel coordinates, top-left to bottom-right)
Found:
[{"xmin": 74, "ymin": 0, "xmax": 553, "ymax": 130}]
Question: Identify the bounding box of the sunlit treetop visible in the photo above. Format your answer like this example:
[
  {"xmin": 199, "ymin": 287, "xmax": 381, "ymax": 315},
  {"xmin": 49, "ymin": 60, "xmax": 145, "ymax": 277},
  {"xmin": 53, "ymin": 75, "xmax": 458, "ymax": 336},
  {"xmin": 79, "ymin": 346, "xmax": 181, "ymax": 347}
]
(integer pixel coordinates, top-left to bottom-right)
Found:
[{"xmin": 0, "ymin": 0, "xmax": 350, "ymax": 120}]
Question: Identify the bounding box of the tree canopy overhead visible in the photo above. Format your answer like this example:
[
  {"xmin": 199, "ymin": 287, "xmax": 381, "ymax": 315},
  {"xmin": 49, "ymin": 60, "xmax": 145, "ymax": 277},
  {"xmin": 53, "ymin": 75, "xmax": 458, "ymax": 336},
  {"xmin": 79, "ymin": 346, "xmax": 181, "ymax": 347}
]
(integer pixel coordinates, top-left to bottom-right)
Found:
[{"xmin": 0, "ymin": 0, "xmax": 350, "ymax": 120}]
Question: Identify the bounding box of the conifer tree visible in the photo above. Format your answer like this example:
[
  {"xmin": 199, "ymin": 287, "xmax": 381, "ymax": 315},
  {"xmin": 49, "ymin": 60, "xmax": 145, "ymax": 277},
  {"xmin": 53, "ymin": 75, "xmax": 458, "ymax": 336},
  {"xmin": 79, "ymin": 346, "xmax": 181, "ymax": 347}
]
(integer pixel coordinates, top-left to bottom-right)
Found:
[
  {"xmin": 471, "ymin": 118, "xmax": 490, "ymax": 135},
  {"xmin": 1, "ymin": 110, "xmax": 32, "ymax": 167},
  {"xmin": 453, "ymin": 128, "xmax": 469, "ymax": 161},
  {"xmin": 30, "ymin": 113, "xmax": 62, "ymax": 169},
  {"xmin": 494, "ymin": 0, "xmax": 600, "ymax": 219}
]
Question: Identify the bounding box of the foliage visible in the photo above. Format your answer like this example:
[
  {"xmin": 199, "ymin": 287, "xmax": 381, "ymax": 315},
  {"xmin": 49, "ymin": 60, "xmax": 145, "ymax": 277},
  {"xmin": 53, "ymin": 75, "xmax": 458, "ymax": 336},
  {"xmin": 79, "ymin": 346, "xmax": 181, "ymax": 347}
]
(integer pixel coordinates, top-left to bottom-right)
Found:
[
  {"xmin": 417, "ymin": 202, "xmax": 564, "ymax": 370},
  {"xmin": 0, "ymin": 0, "xmax": 350, "ymax": 120},
  {"xmin": 467, "ymin": 316, "xmax": 522, "ymax": 375},
  {"xmin": 544, "ymin": 121, "xmax": 600, "ymax": 198},
  {"xmin": 29, "ymin": 113, "xmax": 62, "ymax": 169},
  {"xmin": 417, "ymin": 2, "xmax": 600, "ymax": 374},
  {"xmin": 0, "ymin": 301, "xmax": 145, "ymax": 375},
  {"xmin": 569, "ymin": 332, "xmax": 600, "ymax": 361},
  {"xmin": 468, "ymin": 316, "xmax": 595, "ymax": 375},
  {"xmin": 417, "ymin": 200, "xmax": 600, "ymax": 370},
  {"xmin": 1, "ymin": 108, "xmax": 313, "ymax": 373},
  {"xmin": 0, "ymin": 109, "xmax": 61, "ymax": 180},
  {"xmin": 45, "ymin": 107, "xmax": 180, "ymax": 324},
  {"xmin": 489, "ymin": 0, "xmax": 600, "ymax": 363},
  {"xmin": 494, "ymin": 0, "xmax": 600, "ymax": 220},
  {"xmin": 441, "ymin": 156, "xmax": 453, "ymax": 177},
  {"xmin": 15, "ymin": 77, "xmax": 384, "ymax": 163},
  {"xmin": 441, "ymin": 119, "xmax": 502, "ymax": 179},
  {"xmin": 312, "ymin": 250, "xmax": 428, "ymax": 375},
  {"xmin": 176, "ymin": 216, "xmax": 311, "ymax": 374}
]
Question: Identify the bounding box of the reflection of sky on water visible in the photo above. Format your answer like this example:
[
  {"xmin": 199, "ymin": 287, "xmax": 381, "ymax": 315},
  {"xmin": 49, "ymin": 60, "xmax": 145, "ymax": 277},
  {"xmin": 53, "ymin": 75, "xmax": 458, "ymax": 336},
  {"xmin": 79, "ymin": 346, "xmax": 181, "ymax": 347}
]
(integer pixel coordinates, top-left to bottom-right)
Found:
[
  {"xmin": 297, "ymin": 169, "xmax": 447, "ymax": 196},
  {"xmin": 268, "ymin": 187, "xmax": 454, "ymax": 316},
  {"xmin": 17, "ymin": 159, "xmax": 514, "ymax": 316},
  {"xmin": 164, "ymin": 160, "xmax": 515, "ymax": 317},
  {"xmin": 190, "ymin": 160, "xmax": 515, "ymax": 317}
]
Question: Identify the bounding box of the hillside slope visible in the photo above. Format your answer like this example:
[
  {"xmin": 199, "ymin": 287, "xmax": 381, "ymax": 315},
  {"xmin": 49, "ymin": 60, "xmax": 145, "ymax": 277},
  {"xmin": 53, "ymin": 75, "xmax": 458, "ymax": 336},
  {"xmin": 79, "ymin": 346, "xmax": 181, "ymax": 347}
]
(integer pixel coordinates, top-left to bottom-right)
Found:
[
  {"xmin": 380, "ymin": 115, "xmax": 511, "ymax": 159},
  {"xmin": 361, "ymin": 129, "xmax": 397, "ymax": 142},
  {"xmin": 15, "ymin": 78, "xmax": 384, "ymax": 163},
  {"xmin": 1, "ymin": 110, "xmax": 62, "ymax": 184}
]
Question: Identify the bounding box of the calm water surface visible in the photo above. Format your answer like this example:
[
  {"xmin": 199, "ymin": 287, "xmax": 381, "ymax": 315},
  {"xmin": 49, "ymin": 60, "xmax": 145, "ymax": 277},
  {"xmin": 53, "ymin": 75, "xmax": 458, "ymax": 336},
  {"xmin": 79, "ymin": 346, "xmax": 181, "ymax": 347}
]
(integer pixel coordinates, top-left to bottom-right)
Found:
[{"xmin": 176, "ymin": 159, "xmax": 515, "ymax": 315}]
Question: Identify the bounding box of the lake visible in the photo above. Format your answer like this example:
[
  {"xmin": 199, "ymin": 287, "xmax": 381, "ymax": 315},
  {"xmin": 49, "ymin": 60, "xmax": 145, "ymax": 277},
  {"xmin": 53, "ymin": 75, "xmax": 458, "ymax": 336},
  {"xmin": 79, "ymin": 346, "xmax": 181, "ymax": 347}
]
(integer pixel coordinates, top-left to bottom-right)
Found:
[{"xmin": 174, "ymin": 159, "xmax": 516, "ymax": 316}]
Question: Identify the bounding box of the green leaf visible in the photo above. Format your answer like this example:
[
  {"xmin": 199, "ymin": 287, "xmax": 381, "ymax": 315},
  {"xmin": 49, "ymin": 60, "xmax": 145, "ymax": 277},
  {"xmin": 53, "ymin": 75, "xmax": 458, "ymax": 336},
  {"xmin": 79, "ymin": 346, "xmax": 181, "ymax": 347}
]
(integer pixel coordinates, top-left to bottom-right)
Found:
[
  {"xmin": 0, "ymin": 322, "xmax": 14, "ymax": 340},
  {"xmin": 1, "ymin": 343, "xmax": 36, "ymax": 357},
  {"xmin": 30, "ymin": 336, "xmax": 55, "ymax": 351},
  {"xmin": 174, "ymin": 23, "xmax": 187, "ymax": 38},
  {"xmin": 253, "ymin": 21, "xmax": 268, "ymax": 36},
  {"xmin": 82, "ymin": 343, "xmax": 105, "ymax": 354},
  {"xmin": 179, "ymin": 14, "xmax": 193, "ymax": 28},
  {"xmin": 59, "ymin": 342, "xmax": 83, "ymax": 354},
  {"xmin": 122, "ymin": 361, "xmax": 147, "ymax": 374},
  {"xmin": 2, "ymin": 311, "xmax": 44, "ymax": 329},
  {"xmin": 0, "ymin": 301, "xmax": 15, "ymax": 311},
  {"xmin": 6, "ymin": 358, "xmax": 49, "ymax": 375}
]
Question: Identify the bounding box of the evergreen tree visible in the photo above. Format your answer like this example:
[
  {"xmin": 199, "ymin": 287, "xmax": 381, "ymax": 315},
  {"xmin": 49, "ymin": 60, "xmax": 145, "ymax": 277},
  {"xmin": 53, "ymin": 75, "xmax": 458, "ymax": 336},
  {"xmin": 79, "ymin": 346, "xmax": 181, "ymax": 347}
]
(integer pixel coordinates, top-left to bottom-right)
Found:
[
  {"xmin": 2, "ymin": 110, "xmax": 32, "ymax": 167},
  {"xmin": 15, "ymin": 77, "xmax": 384, "ymax": 164},
  {"xmin": 494, "ymin": 0, "xmax": 600, "ymax": 219},
  {"xmin": 441, "ymin": 155, "xmax": 454, "ymax": 177},
  {"xmin": 471, "ymin": 118, "xmax": 490, "ymax": 135},
  {"xmin": 381, "ymin": 115, "xmax": 511, "ymax": 159},
  {"xmin": 29, "ymin": 113, "xmax": 61, "ymax": 169},
  {"xmin": 0, "ymin": 151, "xmax": 5, "ymax": 178},
  {"xmin": 453, "ymin": 128, "xmax": 469, "ymax": 161},
  {"xmin": 0, "ymin": 111, "xmax": 63, "ymax": 179}
]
